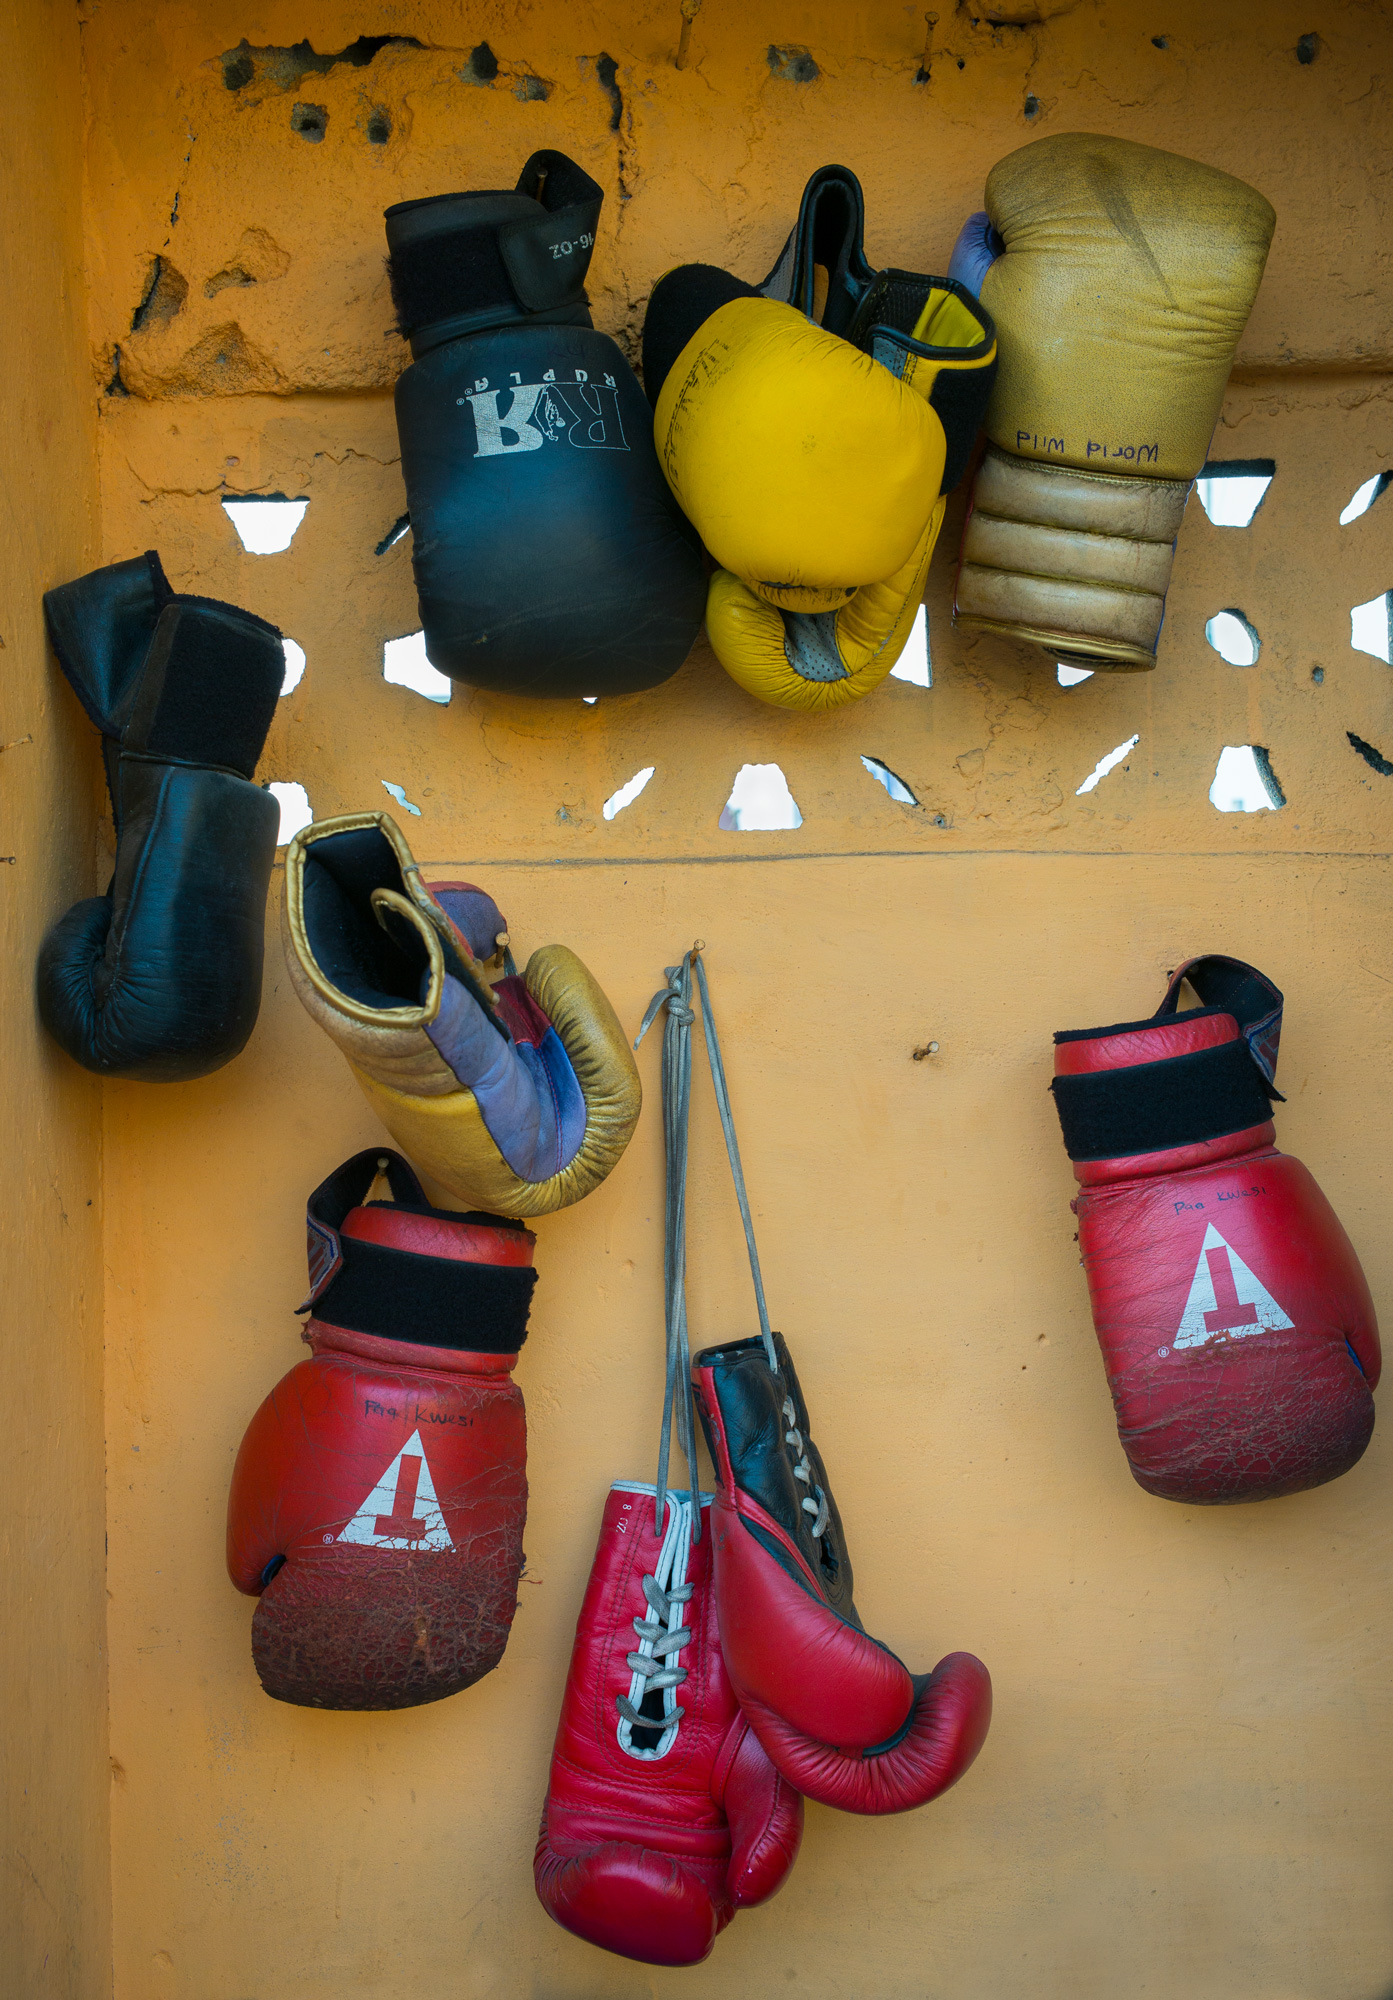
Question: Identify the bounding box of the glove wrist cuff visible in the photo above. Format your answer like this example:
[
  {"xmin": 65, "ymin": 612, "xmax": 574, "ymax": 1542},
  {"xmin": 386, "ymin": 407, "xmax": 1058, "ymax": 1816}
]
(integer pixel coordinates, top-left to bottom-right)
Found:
[
  {"xmin": 304, "ymin": 1318, "xmax": 522, "ymax": 1375},
  {"xmin": 956, "ymin": 445, "xmax": 1190, "ymax": 669},
  {"xmin": 386, "ymin": 153, "xmax": 603, "ymax": 352},
  {"xmin": 1051, "ymin": 1033, "xmax": 1274, "ymax": 1168}
]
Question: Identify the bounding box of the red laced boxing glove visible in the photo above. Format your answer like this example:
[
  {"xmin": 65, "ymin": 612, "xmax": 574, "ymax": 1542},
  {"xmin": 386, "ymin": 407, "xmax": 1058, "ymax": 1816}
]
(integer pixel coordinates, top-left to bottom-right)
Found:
[
  {"xmin": 534, "ymin": 1485, "xmax": 802, "ymax": 1967},
  {"xmin": 1051, "ymin": 956, "xmax": 1380, "ymax": 1503},
  {"xmin": 691, "ymin": 1332, "xmax": 991, "ymax": 1816},
  {"xmin": 227, "ymin": 1148, "xmax": 536, "ymax": 1707}
]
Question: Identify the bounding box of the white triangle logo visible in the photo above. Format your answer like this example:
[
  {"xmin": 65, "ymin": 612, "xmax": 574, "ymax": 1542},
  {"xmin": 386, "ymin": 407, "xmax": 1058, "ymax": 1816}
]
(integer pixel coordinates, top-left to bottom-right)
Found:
[
  {"xmin": 1173, "ymin": 1224, "xmax": 1295, "ymax": 1351},
  {"xmin": 336, "ymin": 1430, "xmax": 454, "ymax": 1550}
]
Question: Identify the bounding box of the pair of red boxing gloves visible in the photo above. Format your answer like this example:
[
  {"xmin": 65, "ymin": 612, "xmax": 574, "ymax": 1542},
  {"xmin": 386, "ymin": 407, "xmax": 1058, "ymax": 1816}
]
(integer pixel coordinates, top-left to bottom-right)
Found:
[{"xmin": 533, "ymin": 1331, "xmax": 994, "ymax": 1967}]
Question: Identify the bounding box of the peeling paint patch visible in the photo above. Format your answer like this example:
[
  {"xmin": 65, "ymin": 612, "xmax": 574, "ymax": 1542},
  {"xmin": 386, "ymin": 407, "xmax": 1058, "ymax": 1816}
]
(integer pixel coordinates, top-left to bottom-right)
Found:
[
  {"xmin": 767, "ymin": 44, "xmax": 819, "ymax": 82},
  {"xmin": 131, "ymin": 259, "xmax": 188, "ymax": 333},
  {"xmin": 221, "ymin": 36, "xmax": 422, "ymax": 94}
]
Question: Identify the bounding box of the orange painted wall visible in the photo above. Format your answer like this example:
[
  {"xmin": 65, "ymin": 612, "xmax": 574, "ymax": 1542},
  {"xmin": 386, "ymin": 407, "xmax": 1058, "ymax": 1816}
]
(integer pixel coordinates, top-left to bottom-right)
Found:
[
  {"xmin": 2, "ymin": 6, "xmax": 109, "ymax": 1998},
  {"xmin": 17, "ymin": 1, "xmax": 1393, "ymax": 1994}
]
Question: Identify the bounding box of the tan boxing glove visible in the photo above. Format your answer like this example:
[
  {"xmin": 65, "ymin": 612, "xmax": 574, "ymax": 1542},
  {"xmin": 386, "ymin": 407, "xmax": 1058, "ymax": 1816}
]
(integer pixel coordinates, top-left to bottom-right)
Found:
[{"xmin": 950, "ymin": 133, "xmax": 1275, "ymax": 671}]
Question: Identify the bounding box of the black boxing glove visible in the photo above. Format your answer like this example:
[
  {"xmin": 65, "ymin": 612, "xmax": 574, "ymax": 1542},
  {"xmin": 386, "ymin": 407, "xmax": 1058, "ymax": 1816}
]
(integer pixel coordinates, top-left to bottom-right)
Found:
[
  {"xmin": 384, "ymin": 149, "xmax": 705, "ymax": 698},
  {"xmin": 39, "ymin": 551, "xmax": 283, "ymax": 1080}
]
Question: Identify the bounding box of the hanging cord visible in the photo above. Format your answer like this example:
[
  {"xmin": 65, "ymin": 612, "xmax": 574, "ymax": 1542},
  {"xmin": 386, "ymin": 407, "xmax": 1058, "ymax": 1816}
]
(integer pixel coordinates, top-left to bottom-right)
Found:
[
  {"xmin": 690, "ymin": 950, "xmax": 778, "ymax": 1376},
  {"xmin": 635, "ymin": 950, "xmax": 699, "ymax": 1536},
  {"xmin": 636, "ymin": 944, "xmax": 780, "ymax": 1541}
]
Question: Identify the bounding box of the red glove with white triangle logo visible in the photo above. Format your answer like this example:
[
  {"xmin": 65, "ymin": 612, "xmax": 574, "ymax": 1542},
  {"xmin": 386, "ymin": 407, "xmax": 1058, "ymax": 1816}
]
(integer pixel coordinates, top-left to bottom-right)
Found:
[
  {"xmin": 226, "ymin": 1148, "xmax": 536, "ymax": 1707},
  {"xmin": 1052, "ymin": 956, "xmax": 1380, "ymax": 1503}
]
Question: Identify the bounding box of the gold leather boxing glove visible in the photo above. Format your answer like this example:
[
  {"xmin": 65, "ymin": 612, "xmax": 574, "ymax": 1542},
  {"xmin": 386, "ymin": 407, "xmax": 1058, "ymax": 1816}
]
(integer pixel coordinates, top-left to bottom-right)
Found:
[{"xmin": 282, "ymin": 813, "xmax": 640, "ymax": 1217}]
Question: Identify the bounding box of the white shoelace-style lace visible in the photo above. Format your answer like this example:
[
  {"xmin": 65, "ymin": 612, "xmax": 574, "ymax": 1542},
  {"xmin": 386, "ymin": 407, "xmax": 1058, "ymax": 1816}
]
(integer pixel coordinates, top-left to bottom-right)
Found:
[
  {"xmin": 782, "ymin": 1396, "xmax": 830, "ymax": 1540},
  {"xmin": 616, "ymin": 1490, "xmax": 697, "ymax": 1760}
]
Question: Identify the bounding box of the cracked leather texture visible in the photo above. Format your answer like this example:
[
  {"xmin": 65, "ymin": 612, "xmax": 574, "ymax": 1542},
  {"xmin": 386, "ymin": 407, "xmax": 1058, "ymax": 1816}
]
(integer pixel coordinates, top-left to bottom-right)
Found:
[
  {"xmin": 227, "ymin": 1326, "xmax": 526, "ymax": 1709},
  {"xmin": 1077, "ymin": 1145, "xmax": 1380, "ymax": 1502}
]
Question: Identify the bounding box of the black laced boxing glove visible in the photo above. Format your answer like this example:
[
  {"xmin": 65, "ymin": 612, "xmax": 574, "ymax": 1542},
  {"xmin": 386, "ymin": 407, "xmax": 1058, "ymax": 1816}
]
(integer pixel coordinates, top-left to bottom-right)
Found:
[
  {"xmin": 384, "ymin": 149, "xmax": 706, "ymax": 699},
  {"xmin": 39, "ymin": 551, "xmax": 283, "ymax": 1080}
]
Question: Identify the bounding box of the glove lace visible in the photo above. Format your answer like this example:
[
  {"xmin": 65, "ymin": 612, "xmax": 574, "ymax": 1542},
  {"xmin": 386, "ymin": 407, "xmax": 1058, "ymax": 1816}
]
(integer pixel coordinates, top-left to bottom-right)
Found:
[
  {"xmin": 782, "ymin": 1396, "xmax": 830, "ymax": 1540},
  {"xmin": 616, "ymin": 1490, "xmax": 697, "ymax": 1760}
]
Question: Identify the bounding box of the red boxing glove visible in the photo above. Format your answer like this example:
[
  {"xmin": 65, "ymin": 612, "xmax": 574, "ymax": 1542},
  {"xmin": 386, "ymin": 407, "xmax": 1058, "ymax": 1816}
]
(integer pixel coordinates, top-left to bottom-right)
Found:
[
  {"xmin": 227, "ymin": 1149, "xmax": 536, "ymax": 1708},
  {"xmin": 692, "ymin": 1333, "xmax": 991, "ymax": 1816},
  {"xmin": 534, "ymin": 1484, "xmax": 802, "ymax": 1967},
  {"xmin": 1052, "ymin": 956, "xmax": 1380, "ymax": 1503}
]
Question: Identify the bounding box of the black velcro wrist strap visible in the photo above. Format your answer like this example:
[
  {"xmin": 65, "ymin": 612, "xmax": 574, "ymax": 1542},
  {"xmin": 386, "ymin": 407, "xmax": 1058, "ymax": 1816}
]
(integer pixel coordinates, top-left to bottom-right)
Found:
[
  {"xmin": 312, "ymin": 1238, "xmax": 536, "ymax": 1354},
  {"xmin": 1051, "ymin": 1040, "xmax": 1274, "ymax": 1164}
]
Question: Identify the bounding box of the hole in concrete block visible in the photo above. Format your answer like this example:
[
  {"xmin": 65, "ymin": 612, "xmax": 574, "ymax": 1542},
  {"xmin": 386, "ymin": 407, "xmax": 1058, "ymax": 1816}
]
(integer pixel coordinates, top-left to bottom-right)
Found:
[
  {"xmin": 719, "ymin": 763, "xmax": 803, "ymax": 831},
  {"xmin": 1340, "ymin": 473, "xmax": 1393, "ymax": 525},
  {"xmin": 767, "ymin": 44, "xmax": 820, "ymax": 82},
  {"xmin": 375, "ymin": 513, "xmax": 411, "ymax": 555},
  {"xmin": 603, "ymin": 767, "xmax": 655, "ymax": 820},
  {"xmin": 1351, "ymin": 592, "xmax": 1393, "ymax": 664},
  {"xmin": 1195, "ymin": 459, "xmax": 1274, "ymax": 527},
  {"xmin": 1076, "ymin": 734, "xmax": 1139, "ymax": 795},
  {"xmin": 222, "ymin": 495, "xmax": 309, "ymax": 554},
  {"xmin": 861, "ymin": 756, "xmax": 918, "ymax": 805},
  {"xmin": 383, "ymin": 630, "xmax": 452, "ymax": 704},
  {"xmin": 268, "ymin": 781, "xmax": 313, "ymax": 845},
  {"xmin": 1057, "ymin": 662, "xmax": 1094, "ymax": 686},
  {"xmin": 463, "ymin": 42, "xmax": 500, "ymax": 83},
  {"xmin": 381, "ymin": 779, "xmax": 422, "ymax": 817},
  {"xmin": 1296, "ymin": 31, "xmax": 1321, "ymax": 62},
  {"xmin": 1023, "ymin": 92, "xmax": 1041, "ymax": 118},
  {"xmin": 130, "ymin": 258, "xmax": 188, "ymax": 333},
  {"xmin": 365, "ymin": 107, "xmax": 392, "ymax": 144},
  {"xmin": 291, "ymin": 102, "xmax": 328, "ymax": 141},
  {"xmin": 1151, "ymin": 34, "xmax": 1169, "ymax": 48},
  {"xmin": 1209, "ymin": 745, "xmax": 1285, "ymax": 812},
  {"xmin": 1348, "ymin": 732, "xmax": 1393, "ymax": 777},
  {"xmin": 280, "ymin": 639, "xmax": 306, "ymax": 695},
  {"xmin": 1206, "ymin": 608, "xmax": 1260, "ymax": 666},
  {"xmin": 889, "ymin": 606, "xmax": 931, "ymax": 686}
]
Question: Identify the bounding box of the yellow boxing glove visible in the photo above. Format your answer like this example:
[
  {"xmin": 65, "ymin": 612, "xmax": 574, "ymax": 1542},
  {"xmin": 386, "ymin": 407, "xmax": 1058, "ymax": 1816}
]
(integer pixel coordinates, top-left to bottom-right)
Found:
[
  {"xmin": 950, "ymin": 133, "xmax": 1275, "ymax": 671},
  {"xmin": 642, "ymin": 173, "xmax": 996, "ymax": 712}
]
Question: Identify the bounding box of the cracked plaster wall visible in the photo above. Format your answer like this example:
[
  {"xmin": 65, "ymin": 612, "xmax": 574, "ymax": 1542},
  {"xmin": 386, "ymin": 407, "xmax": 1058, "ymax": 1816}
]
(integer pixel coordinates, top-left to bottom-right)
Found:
[{"xmin": 51, "ymin": 3, "xmax": 1393, "ymax": 1998}]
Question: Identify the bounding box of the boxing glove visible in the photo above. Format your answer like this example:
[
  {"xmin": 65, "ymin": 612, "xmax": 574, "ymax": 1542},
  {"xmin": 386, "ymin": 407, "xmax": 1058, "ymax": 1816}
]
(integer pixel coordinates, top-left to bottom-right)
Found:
[
  {"xmin": 282, "ymin": 812, "xmax": 641, "ymax": 1217},
  {"xmin": 38, "ymin": 551, "xmax": 283, "ymax": 1079},
  {"xmin": 1051, "ymin": 956, "xmax": 1380, "ymax": 1502},
  {"xmin": 227, "ymin": 1148, "xmax": 536, "ymax": 1707},
  {"xmin": 950, "ymin": 133, "xmax": 1276, "ymax": 670},
  {"xmin": 384, "ymin": 149, "xmax": 704, "ymax": 698},
  {"xmin": 691, "ymin": 1332, "xmax": 991, "ymax": 1816},
  {"xmin": 534, "ymin": 1485, "xmax": 802, "ymax": 1966},
  {"xmin": 643, "ymin": 171, "xmax": 996, "ymax": 711}
]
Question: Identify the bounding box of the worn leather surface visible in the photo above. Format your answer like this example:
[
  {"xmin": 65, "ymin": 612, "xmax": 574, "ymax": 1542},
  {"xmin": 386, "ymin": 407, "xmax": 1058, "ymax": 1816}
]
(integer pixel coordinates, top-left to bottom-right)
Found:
[
  {"xmin": 978, "ymin": 132, "xmax": 1275, "ymax": 482},
  {"xmin": 953, "ymin": 133, "xmax": 1274, "ymax": 668},
  {"xmin": 394, "ymin": 325, "xmax": 703, "ymax": 696},
  {"xmin": 534, "ymin": 1485, "xmax": 802, "ymax": 1967},
  {"xmin": 37, "ymin": 574, "xmax": 282, "ymax": 1080},
  {"xmin": 281, "ymin": 813, "xmax": 641, "ymax": 1216},
  {"xmin": 227, "ymin": 1193, "xmax": 533, "ymax": 1709},
  {"xmin": 1075, "ymin": 1146, "xmax": 1380, "ymax": 1503},
  {"xmin": 693, "ymin": 1333, "xmax": 992, "ymax": 1814}
]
